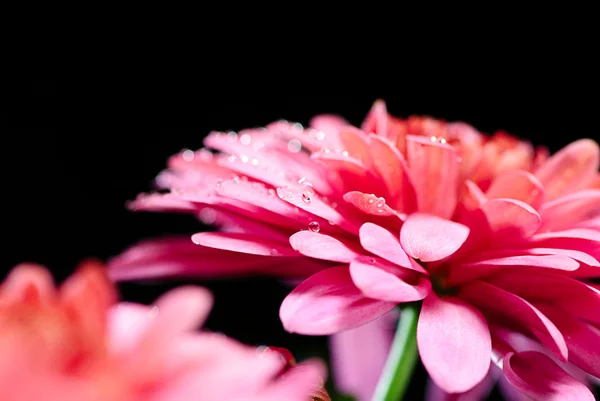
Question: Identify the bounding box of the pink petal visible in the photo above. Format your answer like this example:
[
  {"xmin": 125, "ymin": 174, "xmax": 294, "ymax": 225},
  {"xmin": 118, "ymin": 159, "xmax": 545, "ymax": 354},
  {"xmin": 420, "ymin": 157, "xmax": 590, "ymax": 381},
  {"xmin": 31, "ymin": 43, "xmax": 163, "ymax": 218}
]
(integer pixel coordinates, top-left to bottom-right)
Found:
[
  {"xmin": 485, "ymin": 271, "xmax": 600, "ymax": 326},
  {"xmin": 310, "ymin": 114, "xmax": 348, "ymax": 137},
  {"xmin": 368, "ymin": 135, "xmax": 418, "ymax": 213},
  {"xmin": 107, "ymin": 303, "xmax": 156, "ymax": 355},
  {"xmin": 425, "ymin": 364, "xmax": 500, "ymax": 401},
  {"xmin": 191, "ymin": 232, "xmax": 299, "ymax": 257},
  {"xmin": 417, "ymin": 293, "xmax": 491, "ymax": 393},
  {"xmin": 108, "ymin": 236, "xmax": 327, "ymax": 281},
  {"xmin": 361, "ymin": 99, "xmax": 388, "ymax": 136},
  {"xmin": 503, "ymin": 351, "xmax": 594, "ymax": 401},
  {"xmin": 0, "ymin": 263, "xmax": 56, "ymax": 302},
  {"xmin": 279, "ymin": 266, "xmax": 397, "ymax": 335},
  {"xmin": 479, "ymin": 198, "xmax": 542, "ymax": 239},
  {"xmin": 128, "ymin": 192, "xmax": 199, "ymax": 213},
  {"xmin": 535, "ymin": 304, "xmax": 600, "ymax": 378},
  {"xmin": 359, "ymin": 222, "xmax": 426, "ymax": 273},
  {"xmin": 329, "ymin": 311, "xmax": 397, "ymax": 401},
  {"xmin": 485, "ymin": 170, "xmax": 545, "ymax": 209},
  {"xmin": 534, "ymin": 139, "xmax": 600, "ymax": 201},
  {"xmin": 400, "ymin": 213, "xmax": 470, "ymax": 262},
  {"xmin": 342, "ymin": 191, "xmax": 397, "ymax": 217},
  {"xmin": 338, "ymin": 127, "xmax": 374, "ymax": 168},
  {"xmin": 460, "ymin": 181, "xmax": 488, "ymax": 211},
  {"xmin": 406, "ymin": 135, "xmax": 461, "ymax": 219},
  {"xmin": 538, "ymin": 190, "xmax": 600, "ymax": 232},
  {"xmin": 289, "ymin": 231, "xmax": 363, "ymax": 263},
  {"xmin": 458, "ymin": 281, "xmax": 568, "ymax": 362},
  {"xmin": 349, "ymin": 256, "xmax": 431, "ymax": 303}
]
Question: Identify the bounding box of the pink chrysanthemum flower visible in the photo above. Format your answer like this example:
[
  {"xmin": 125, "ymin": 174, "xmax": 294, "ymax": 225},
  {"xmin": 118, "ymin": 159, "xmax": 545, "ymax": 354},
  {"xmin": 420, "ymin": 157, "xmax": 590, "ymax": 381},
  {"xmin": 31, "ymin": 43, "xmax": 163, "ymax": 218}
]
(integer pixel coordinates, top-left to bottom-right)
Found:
[
  {"xmin": 0, "ymin": 262, "xmax": 326, "ymax": 401},
  {"xmin": 110, "ymin": 100, "xmax": 599, "ymax": 400}
]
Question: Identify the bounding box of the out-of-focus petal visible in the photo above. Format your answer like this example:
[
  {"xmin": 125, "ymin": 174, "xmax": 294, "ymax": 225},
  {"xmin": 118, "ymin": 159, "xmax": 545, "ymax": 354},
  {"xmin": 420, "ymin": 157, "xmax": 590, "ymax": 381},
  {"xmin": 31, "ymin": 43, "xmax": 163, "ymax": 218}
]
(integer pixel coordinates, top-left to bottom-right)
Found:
[{"xmin": 485, "ymin": 170, "xmax": 544, "ymax": 209}]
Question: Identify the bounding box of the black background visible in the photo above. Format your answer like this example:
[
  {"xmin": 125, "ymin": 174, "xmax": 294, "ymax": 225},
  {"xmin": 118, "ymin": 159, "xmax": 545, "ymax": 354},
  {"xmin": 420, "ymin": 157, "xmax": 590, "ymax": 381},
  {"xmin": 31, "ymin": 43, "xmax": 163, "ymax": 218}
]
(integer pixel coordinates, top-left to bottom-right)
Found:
[{"xmin": 4, "ymin": 80, "xmax": 598, "ymax": 400}]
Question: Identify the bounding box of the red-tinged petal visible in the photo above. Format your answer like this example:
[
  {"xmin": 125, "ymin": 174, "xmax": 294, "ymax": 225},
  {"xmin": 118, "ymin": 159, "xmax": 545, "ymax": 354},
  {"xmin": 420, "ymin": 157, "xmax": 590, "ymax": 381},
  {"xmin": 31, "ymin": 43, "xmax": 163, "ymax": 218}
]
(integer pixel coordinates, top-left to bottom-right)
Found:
[
  {"xmin": 329, "ymin": 311, "xmax": 397, "ymax": 401},
  {"xmin": 289, "ymin": 231, "xmax": 363, "ymax": 263},
  {"xmin": 528, "ymin": 229, "xmax": 600, "ymax": 260},
  {"xmin": 417, "ymin": 293, "xmax": 491, "ymax": 394},
  {"xmin": 503, "ymin": 351, "xmax": 594, "ymax": 401},
  {"xmin": 342, "ymin": 191, "xmax": 397, "ymax": 216},
  {"xmin": 461, "ymin": 181, "xmax": 487, "ymax": 211},
  {"xmin": 400, "ymin": 213, "xmax": 470, "ymax": 262},
  {"xmin": 538, "ymin": 190, "xmax": 600, "ymax": 232},
  {"xmin": 485, "ymin": 170, "xmax": 545, "ymax": 209},
  {"xmin": 279, "ymin": 266, "xmax": 397, "ymax": 335},
  {"xmin": 0, "ymin": 263, "xmax": 56, "ymax": 303},
  {"xmin": 485, "ymin": 271, "xmax": 600, "ymax": 326},
  {"xmin": 312, "ymin": 151, "xmax": 387, "ymax": 197},
  {"xmin": 338, "ymin": 127, "xmax": 374, "ymax": 168},
  {"xmin": 260, "ymin": 360, "xmax": 329, "ymax": 401},
  {"xmin": 463, "ymin": 254, "xmax": 579, "ymax": 270},
  {"xmin": 191, "ymin": 232, "xmax": 299, "ymax": 257},
  {"xmin": 479, "ymin": 198, "xmax": 542, "ymax": 239},
  {"xmin": 361, "ymin": 99, "xmax": 388, "ymax": 136},
  {"xmin": 425, "ymin": 364, "xmax": 500, "ymax": 401},
  {"xmin": 458, "ymin": 281, "xmax": 568, "ymax": 362},
  {"xmin": 359, "ymin": 222, "xmax": 427, "ymax": 274},
  {"xmin": 368, "ymin": 135, "xmax": 418, "ymax": 213},
  {"xmin": 349, "ymin": 256, "xmax": 431, "ymax": 303},
  {"xmin": 534, "ymin": 139, "xmax": 600, "ymax": 201},
  {"xmin": 406, "ymin": 135, "xmax": 461, "ymax": 219},
  {"xmin": 535, "ymin": 304, "xmax": 600, "ymax": 378}
]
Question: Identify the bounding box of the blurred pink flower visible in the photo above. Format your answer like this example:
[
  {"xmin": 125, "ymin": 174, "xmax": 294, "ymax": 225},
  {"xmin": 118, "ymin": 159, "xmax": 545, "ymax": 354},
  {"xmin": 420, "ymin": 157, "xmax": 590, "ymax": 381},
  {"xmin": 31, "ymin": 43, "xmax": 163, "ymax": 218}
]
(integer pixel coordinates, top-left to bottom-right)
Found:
[
  {"xmin": 0, "ymin": 262, "xmax": 326, "ymax": 401},
  {"xmin": 109, "ymin": 100, "xmax": 599, "ymax": 400}
]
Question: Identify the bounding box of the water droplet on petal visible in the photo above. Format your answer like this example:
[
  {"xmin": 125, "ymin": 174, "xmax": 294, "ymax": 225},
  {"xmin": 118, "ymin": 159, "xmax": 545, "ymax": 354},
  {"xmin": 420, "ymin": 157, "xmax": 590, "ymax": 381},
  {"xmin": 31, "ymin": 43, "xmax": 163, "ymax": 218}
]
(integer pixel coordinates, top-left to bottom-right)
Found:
[
  {"xmin": 267, "ymin": 188, "xmax": 275, "ymax": 196},
  {"xmin": 331, "ymin": 202, "xmax": 338, "ymax": 209},
  {"xmin": 240, "ymin": 133, "xmax": 252, "ymax": 145},
  {"xmin": 342, "ymin": 150, "xmax": 349, "ymax": 157},
  {"xmin": 215, "ymin": 179, "xmax": 223, "ymax": 188},
  {"xmin": 375, "ymin": 197, "xmax": 386, "ymax": 208},
  {"xmin": 199, "ymin": 207, "xmax": 218, "ymax": 224},
  {"xmin": 253, "ymin": 141, "xmax": 265, "ymax": 151},
  {"xmin": 377, "ymin": 209, "xmax": 384, "ymax": 213},
  {"xmin": 287, "ymin": 139, "xmax": 302, "ymax": 153},
  {"xmin": 430, "ymin": 136, "xmax": 437, "ymax": 142},
  {"xmin": 370, "ymin": 258, "xmax": 376, "ymax": 264},
  {"xmin": 438, "ymin": 137, "xmax": 447, "ymax": 144},
  {"xmin": 226, "ymin": 131, "xmax": 238, "ymax": 142},
  {"xmin": 276, "ymin": 188, "xmax": 285, "ymax": 199},
  {"xmin": 298, "ymin": 177, "xmax": 307, "ymax": 185},
  {"xmin": 368, "ymin": 198, "xmax": 375, "ymax": 204},
  {"xmin": 227, "ymin": 155, "xmax": 237, "ymax": 163},
  {"xmin": 324, "ymin": 148, "xmax": 331, "ymax": 154},
  {"xmin": 302, "ymin": 191, "xmax": 312, "ymax": 204},
  {"xmin": 182, "ymin": 149, "xmax": 195, "ymax": 161},
  {"xmin": 240, "ymin": 155, "xmax": 249, "ymax": 163},
  {"xmin": 251, "ymin": 158, "xmax": 259, "ymax": 166},
  {"xmin": 232, "ymin": 175, "xmax": 240, "ymax": 183},
  {"xmin": 270, "ymin": 248, "xmax": 279, "ymax": 256},
  {"xmin": 292, "ymin": 122, "xmax": 303, "ymax": 132},
  {"xmin": 316, "ymin": 131, "xmax": 326, "ymax": 140},
  {"xmin": 308, "ymin": 221, "xmax": 320, "ymax": 233}
]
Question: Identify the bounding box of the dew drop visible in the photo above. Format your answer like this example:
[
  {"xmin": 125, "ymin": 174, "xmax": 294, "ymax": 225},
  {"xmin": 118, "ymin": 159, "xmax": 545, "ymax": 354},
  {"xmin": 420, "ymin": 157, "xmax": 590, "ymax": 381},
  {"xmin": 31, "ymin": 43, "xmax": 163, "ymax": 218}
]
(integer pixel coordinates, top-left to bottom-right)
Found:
[
  {"xmin": 377, "ymin": 209, "xmax": 384, "ymax": 213},
  {"xmin": 342, "ymin": 150, "xmax": 349, "ymax": 157},
  {"xmin": 226, "ymin": 131, "xmax": 238, "ymax": 142},
  {"xmin": 308, "ymin": 221, "xmax": 321, "ymax": 233},
  {"xmin": 251, "ymin": 158, "xmax": 259, "ymax": 166},
  {"xmin": 253, "ymin": 141, "xmax": 265, "ymax": 151},
  {"xmin": 182, "ymin": 149, "xmax": 195, "ymax": 161},
  {"xmin": 438, "ymin": 137, "xmax": 447, "ymax": 144},
  {"xmin": 302, "ymin": 191, "xmax": 312, "ymax": 204},
  {"xmin": 148, "ymin": 306, "xmax": 160, "ymax": 318},
  {"xmin": 240, "ymin": 133, "xmax": 252, "ymax": 145},
  {"xmin": 270, "ymin": 248, "xmax": 279, "ymax": 256},
  {"xmin": 292, "ymin": 122, "xmax": 303, "ymax": 132},
  {"xmin": 316, "ymin": 131, "xmax": 326, "ymax": 140},
  {"xmin": 240, "ymin": 155, "xmax": 249, "ymax": 163},
  {"xmin": 287, "ymin": 139, "xmax": 302, "ymax": 153},
  {"xmin": 370, "ymin": 258, "xmax": 376, "ymax": 264},
  {"xmin": 324, "ymin": 148, "xmax": 331, "ymax": 154},
  {"xmin": 199, "ymin": 207, "xmax": 217, "ymax": 224},
  {"xmin": 267, "ymin": 188, "xmax": 275, "ymax": 196},
  {"xmin": 430, "ymin": 136, "xmax": 437, "ymax": 142},
  {"xmin": 215, "ymin": 179, "xmax": 223, "ymax": 188},
  {"xmin": 276, "ymin": 188, "xmax": 285, "ymax": 199},
  {"xmin": 375, "ymin": 197, "xmax": 386, "ymax": 208},
  {"xmin": 368, "ymin": 198, "xmax": 375, "ymax": 204},
  {"xmin": 227, "ymin": 155, "xmax": 237, "ymax": 163},
  {"xmin": 331, "ymin": 202, "xmax": 338, "ymax": 209},
  {"xmin": 232, "ymin": 175, "xmax": 240, "ymax": 183}
]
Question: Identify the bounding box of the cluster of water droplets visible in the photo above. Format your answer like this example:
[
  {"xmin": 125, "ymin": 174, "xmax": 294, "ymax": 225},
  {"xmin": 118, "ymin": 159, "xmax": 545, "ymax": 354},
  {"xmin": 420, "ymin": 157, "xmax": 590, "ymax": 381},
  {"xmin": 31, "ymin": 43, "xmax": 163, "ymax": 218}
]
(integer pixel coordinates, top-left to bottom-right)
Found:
[
  {"xmin": 430, "ymin": 135, "xmax": 448, "ymax": 144},
  {"xmin": 180, "ymin": 148, "xmax": 214, "ymax": 162}
]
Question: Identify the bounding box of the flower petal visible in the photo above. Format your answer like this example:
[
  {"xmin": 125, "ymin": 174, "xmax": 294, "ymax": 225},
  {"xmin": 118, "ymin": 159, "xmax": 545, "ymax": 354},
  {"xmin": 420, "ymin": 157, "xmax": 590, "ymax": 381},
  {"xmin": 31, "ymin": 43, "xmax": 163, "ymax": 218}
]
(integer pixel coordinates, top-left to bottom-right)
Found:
[
  {"xmin": 417, "ymin": 293, "xmax": 491, "ymax": 394},
  {"xmin": 479, "ymin": 198, "xmax": 542, "ymax": 239},
  {"xmin": 342, "ymin": 191, "xmax": 398, "ymax": 217},
  {"xmin": 191, "ymin": 232, "xmax": 299, "ymax": 257},
  {"xmin": 279, "ymin": 266, "xmax": 397, "ymax": 335},
  {"xmin": 485, "ymin": 170, "xmax": 545, "ymax": 209},
  {"xmin": 400, "ymin": 213, "xmax": 470, "ymax": 262},
  {"xmin": 368, "ymin": 135, "xmax": 418, "ymax": 213},
  {"xmin": 0, "ymin": 263, "xmax": 56, "ymax": 303},
  {"xmin": 503, "ymin": 351, "xmax": 594, "ymax": 401},
  {"xmin": 406, "ymin": 135, "xmax": 461, "ymax": 219},
  {"xmin": 458, "ymin": 281, "xmax": 568, "ymax": 362},
  {"xmin": 535, "ymin": 304, "xmax": 600, "ymax": 378},
  {"xmin": 289, "ymin": 231, "xmax": 363, "ymax": 263},
  {"xmin": 349, "ymin": 256, "xmax": 431, "ymax": 302},
  {"xmin": 359, "ymin": 222, "xmax": 426, "ymax": 273},
  {"xmin": 425, "ymin": 364, "xmax": 500, "ymax": 401},
  {"xmin": 329, "ymin": 311, "xmax": 397, "ymax": 401},
  {"xmin": 534, "ymin": 139, "xmax": 600, "ymax": 201},
  {"xmin": 485, "ymin": 271, "xmax": 600, "ymax": 326},
  {"xmin": 538, "ymin": 190, "xmax": 600, "ymax": 232}
]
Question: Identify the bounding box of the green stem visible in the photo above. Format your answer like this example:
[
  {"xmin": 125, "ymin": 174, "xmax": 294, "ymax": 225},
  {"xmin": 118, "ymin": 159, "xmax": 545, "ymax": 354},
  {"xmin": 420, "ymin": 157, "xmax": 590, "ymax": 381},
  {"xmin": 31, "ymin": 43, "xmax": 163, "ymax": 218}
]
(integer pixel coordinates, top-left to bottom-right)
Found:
[{"xmin": 371, "ymin": 303, "xmax": 420, "ymax": 401}]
